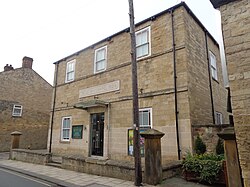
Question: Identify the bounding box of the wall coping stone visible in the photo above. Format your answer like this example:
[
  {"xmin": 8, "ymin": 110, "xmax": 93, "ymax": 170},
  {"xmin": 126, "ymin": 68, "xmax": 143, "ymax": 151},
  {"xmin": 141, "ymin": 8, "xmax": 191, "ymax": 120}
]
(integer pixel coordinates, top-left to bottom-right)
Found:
[
  {"xmin": 192, "ymin": 124, "xmax": 233, "ymax": 128},
  {"xmin": 12, "ymin": 149, "xmax": 51, "ymax": 156}
]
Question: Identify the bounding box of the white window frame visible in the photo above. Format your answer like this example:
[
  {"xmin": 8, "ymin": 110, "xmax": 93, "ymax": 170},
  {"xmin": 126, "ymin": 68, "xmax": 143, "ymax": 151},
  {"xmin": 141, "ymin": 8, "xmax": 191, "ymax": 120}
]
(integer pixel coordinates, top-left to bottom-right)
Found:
[
  {"xmin": 12, "ymin": 105, "xmax": 23, "ymax": 117},
  {"xmin": 209, "ymin": 51, "xmax": 218, "ymax": 80},
  {"xmin": 94, "ymin": 46, "xmax": 107, "ymax": 74},
  {"xmin": 61, "ymin": 116, "xmax": 71, "ymax": 141},
  {"xmin": 215, "ymin": 112, "xmax": 223, "ymax": 125},
  {"xmin": 136, "ymin": 26, "xmax": 151, "ymax": 59},
  {"xmin": 65, "ymin": 59, "xmax": 76, "ymax": 83},
  {"xmin": 139, "ymin": 108, "xmax": 152, "ymax": 128}
]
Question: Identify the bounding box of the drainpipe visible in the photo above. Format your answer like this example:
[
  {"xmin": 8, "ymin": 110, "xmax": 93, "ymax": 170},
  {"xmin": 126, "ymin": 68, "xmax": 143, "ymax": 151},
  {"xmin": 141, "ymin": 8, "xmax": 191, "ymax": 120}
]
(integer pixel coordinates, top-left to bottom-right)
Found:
[
  {"xmin": 204, "ymin": 31, "xmax": 215, "ymax": 124},
  {"xmin": 171, "ymin": 9, "xmax": 181, "ymax": 160},
  {"xmin": 107, "ymin": 103, "xmax": 110, "ymax": 159},
  {"xmin": 49, "ymin": 62, "xmax": 59, "ymax": 153}
]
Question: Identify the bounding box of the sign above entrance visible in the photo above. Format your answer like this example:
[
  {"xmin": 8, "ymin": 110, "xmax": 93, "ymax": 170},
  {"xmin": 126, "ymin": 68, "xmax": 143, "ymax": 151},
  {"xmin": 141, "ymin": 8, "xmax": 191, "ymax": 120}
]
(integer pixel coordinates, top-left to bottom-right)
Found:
[{"xmin": 79, "ymin": 80, "xmax": 120, "ymax": 98}]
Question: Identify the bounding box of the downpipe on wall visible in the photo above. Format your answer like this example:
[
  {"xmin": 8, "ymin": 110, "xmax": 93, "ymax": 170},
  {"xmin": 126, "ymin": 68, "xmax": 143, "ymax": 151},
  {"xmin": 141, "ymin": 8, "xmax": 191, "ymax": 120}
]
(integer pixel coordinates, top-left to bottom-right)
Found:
[
  {"xmin": 170, "ymin": 9, "xmax": 181, "ymax": 160},
  {"xmin": 49, "ymin": 62, "xmax": 59, "ymax": 153}
]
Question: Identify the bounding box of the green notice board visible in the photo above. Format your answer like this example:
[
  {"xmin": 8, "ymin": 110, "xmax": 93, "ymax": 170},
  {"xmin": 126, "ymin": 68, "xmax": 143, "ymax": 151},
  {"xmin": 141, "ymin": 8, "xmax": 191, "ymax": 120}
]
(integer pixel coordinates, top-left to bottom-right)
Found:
[{"xmin": 72, "ymin": 125, "xmax": 83, "ymax": 139}]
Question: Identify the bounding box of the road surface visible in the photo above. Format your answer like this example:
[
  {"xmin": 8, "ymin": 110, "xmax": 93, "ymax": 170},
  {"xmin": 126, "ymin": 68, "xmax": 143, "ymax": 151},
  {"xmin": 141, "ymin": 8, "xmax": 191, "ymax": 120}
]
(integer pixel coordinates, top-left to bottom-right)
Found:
[{"xmin": 0, "ymin": 168, "xmax": 57, "ymax": 187}]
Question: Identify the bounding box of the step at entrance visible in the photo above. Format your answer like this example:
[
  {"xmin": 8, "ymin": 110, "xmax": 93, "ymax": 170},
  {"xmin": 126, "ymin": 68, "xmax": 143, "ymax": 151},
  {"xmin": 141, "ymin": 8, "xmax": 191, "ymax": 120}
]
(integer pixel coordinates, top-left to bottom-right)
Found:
[
  {"xmin": 46, "ymin": 162, "xmax": 62, "ymax": 168},
  {"xmin": 46, "ymin": 155, "xmax": 62, "ymax": 168}
]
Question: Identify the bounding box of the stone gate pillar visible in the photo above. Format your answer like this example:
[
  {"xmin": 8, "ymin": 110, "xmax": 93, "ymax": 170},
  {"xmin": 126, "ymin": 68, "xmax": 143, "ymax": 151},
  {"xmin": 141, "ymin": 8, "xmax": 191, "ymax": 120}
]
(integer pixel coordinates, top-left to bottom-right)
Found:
[
  {"xmin": 218, "ymin": 127, "xmax": 243, "ymax": 187},
  {"xmin": 10, "ymin": 131, "xmax": 22, "ymax": 159},
  {"xmin": 140, "ymin": 129, "xmax": 165, "ymax": 185}
]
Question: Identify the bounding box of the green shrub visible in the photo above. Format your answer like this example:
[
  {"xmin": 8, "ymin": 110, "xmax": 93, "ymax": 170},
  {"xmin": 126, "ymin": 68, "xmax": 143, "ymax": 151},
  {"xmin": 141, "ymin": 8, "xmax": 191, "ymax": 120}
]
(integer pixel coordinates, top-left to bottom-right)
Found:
[
  {"xmin": 182, "ymin": 153, "xmax": 224, "ymax": 184},
  {"xmin": 200, "ymin": 160, "xmax": 222, "ymax": 184},
  {"xmin": 194, "ymin": 136, "xmax": 206, "ymax": 155},
  {"xmin": 216, "ymin": 138, "xmax": 224, "ymax": 155}
]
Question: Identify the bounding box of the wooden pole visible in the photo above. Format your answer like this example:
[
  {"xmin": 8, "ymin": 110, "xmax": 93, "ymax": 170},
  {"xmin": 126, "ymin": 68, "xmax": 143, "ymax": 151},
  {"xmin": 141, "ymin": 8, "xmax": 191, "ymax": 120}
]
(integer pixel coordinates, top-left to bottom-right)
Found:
[{"xmin": 128, "ymin": 0, "xmax": 142, "ymax": 186}]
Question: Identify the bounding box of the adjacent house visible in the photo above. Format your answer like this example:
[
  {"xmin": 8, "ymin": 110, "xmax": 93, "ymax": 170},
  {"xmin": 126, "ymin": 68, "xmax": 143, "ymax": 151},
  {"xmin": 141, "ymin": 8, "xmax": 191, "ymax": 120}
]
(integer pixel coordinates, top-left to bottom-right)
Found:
[
  {"xmin": 0, "ymin": 57, "xmax": 53, "ymax": 152},
  {"xmin": 49, "ymin": 2, "xmax": 228, "ymax": 163},
  {"xmin": 210, "ymin": 0, "xmax": 250, "ymax": 186}
]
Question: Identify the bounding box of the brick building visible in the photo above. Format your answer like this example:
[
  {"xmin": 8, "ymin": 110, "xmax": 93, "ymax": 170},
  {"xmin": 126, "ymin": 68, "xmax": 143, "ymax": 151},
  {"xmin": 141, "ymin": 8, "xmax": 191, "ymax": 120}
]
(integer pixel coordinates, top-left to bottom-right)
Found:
[
  {"xmin": 49, "ymin": 2, "xmax": 228, "ymax": 163},
  {"xmin": 210, "ymin": 0, "xmax": 250, "ymax": 186},
  {"xmin": 0, "ymin": 57, "xmax": 53, "ymax": 152}
]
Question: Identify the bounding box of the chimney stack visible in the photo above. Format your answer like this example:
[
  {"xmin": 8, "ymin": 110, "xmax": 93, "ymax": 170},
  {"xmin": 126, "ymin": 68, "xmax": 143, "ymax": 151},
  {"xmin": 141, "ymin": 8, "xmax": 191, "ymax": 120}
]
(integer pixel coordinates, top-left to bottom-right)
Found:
[
  {"xmin": 22, "ymin": 56, "xmax": 33, "ymax": 69},
  {"xmin": 4, "ymin": 64, "xmax": 14, "ymax": 71}
]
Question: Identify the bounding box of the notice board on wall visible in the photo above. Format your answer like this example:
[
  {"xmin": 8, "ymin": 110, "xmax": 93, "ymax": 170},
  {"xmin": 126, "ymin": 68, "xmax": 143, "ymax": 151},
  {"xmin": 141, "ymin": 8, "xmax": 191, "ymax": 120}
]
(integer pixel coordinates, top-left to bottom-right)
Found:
[
  {"xmin": 128, "ymin": 128, "xmax": 147, "ymax": 157},
  {"xmin": 72, "ymin": 125, "xmax": 83, "ymax": 139}
]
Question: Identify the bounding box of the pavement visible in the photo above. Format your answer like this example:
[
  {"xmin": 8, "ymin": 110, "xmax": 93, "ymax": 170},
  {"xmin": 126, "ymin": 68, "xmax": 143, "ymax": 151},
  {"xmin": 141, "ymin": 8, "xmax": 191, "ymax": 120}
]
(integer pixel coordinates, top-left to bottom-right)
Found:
[{"xmin": 0, "ymin": 152, "xmax": 217, "ymax": 187}]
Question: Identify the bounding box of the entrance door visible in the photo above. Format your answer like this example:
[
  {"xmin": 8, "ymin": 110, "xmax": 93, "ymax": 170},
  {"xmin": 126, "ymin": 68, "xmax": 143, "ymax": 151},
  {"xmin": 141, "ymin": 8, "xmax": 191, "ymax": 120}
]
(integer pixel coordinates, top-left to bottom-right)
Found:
[{"xmin": 90, "ymin": 113, "xmax": 104, "ymax": 156}]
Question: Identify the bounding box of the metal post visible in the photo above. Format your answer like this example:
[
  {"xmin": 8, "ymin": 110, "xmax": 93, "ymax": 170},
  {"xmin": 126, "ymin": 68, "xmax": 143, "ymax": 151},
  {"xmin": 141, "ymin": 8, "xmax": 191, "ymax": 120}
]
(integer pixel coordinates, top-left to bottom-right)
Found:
[{"xmin": 128, "ymin": 0, "xmax": 142, "ymax": 185}]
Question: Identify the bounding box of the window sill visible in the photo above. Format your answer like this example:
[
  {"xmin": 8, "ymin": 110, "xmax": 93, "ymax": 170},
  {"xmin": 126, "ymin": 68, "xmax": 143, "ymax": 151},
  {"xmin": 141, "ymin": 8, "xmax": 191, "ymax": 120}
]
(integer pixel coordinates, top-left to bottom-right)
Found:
[
  {"xmin": 65, "ymin": 79, "xmax": 74, "ymax": 84},
  {"xmin": 60, "ymin": 140, "xmax": 70, "ymax": 144},
  {"xmin": 212, "ymin": 78, "xmax": 219, "ymax": 84},
  {"xmin": 137, "ymin": 54, "xmax": 151, "ymax": 61},
  {"xmin": 94, "ymin": 69, "xmax": 106, "ymax": 74}
]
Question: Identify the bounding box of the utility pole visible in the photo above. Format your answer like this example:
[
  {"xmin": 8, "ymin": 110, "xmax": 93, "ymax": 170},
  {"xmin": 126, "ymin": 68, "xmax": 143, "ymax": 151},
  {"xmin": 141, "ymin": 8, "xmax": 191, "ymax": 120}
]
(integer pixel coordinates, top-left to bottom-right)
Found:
[{"xmin": 128, "ymin": 0, "xmax": 142, "ymax": 186}]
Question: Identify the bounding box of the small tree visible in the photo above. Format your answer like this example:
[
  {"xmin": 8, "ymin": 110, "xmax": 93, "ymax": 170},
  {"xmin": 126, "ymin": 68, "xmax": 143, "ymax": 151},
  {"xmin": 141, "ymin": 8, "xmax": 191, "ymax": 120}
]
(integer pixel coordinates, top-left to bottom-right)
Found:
[
  {"xmin": 194, "ymin": 135, "xmax": 206, "ymax": 155},
  {"xmin": 216, "ymin": 138, "xmax": 224, "ymax": 155}
]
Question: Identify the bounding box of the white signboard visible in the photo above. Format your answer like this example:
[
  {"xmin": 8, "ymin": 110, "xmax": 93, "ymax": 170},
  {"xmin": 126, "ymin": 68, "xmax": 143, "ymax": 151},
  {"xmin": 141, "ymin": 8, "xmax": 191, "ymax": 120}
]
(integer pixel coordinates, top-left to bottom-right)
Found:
[{"xmin": 79, "ymin": 80, "xmax": 120, "ymax": 98}]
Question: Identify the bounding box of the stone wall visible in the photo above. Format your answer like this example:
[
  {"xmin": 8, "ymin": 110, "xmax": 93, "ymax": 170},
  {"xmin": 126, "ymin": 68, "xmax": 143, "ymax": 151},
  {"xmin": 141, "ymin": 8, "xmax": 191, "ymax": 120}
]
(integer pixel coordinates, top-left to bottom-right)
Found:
[
  {"xmin": 184, "ymin": 8, "xmax": 228, "ymax": 125},
  {"xmin": 192, "ymin": 124, "xmax": 232, "ymax": 153},
  {"xmin": 10, "ymin": 149, "xmax": 51, "ymax": 165},
  {"xmin": 219, "ymin": 0, "xmax": 250, "ymax": 186},
  {"xmin": 9, "ymin": 149, "xmax": 182, "ymax": 182},
  {"xmin": 0, "ymin": 67, "xmax": 52, "ymax": 151},
  {"xmin": 62, "ymin": 155, "xmax": 181, "ymax": 182}
]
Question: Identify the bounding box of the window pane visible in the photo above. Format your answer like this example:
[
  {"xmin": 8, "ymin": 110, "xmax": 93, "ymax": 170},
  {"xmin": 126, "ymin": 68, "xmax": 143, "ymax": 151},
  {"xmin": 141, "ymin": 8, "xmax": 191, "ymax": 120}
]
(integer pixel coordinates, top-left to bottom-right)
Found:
[
  {"xmin": 141, "ymin": 44, "xmax": 148, "ymax": 56},
  {"xmin": 139, "ymin": 109, "xmax": 151, "ymax": 127},
  {"xmin": 139, "ymin": 112, "xmax": 143, "ymax": 126},
  {"xmin": 95, "ymin": 47, "xmax": 107, "ymax": 73},
  {"xmin": 13, "ymin": 109, "xmax": 21, "ymax": 115},
  {"xmin": 96, "ymin": 49, "xmax": 105, "ymax": 61},
  {"xmin": 96, "ymin": 60, "xmax": 105, "ymax": 71},
  {"xmin": 212, "ymin": 68, "xmax": 217, "ymax": 80},
  {"xmin": 63, "ymin": 129, "xmax": 69, "ymax": 139},
  {"xmin": 215, "ymin": 112, "xmax": 223, "ymax": 124},
  {"xmin": 210, "ymin": 54, "xmax": 216, "ymax": 67},
  {"xmin": 142, "ymin": 111, "xmax": 149, "ymax": 126},
  {"xmin": 136, "ymin": 47, "xmax": 143, "ymax": 58},
  {"xmin": 141, "ymin": 30, "xmax": 148, "ymax": 44},
  {"xmin": 209, "ymin": 52, "xmax": 217, "ymax": 80},
  {"xmin": 136, "ymin": 44, "xmax": 149, "ymax": 58},
  {"xmin": 67, "ymin": 71, "xmax": 74, "ymax": 81},
  {"xmin": 136, "ymin": 34, "xmax": 140, "ymax": 46},
  {"xmin": 67, "ymin": 62, "xmax": 73, "ymax": 71},
  {"xmin": 66, "ymin": 60, "xmax": 75, "ymax": 82},
  {"xmin": 136, "ymin": 30, "xmax": 148, "ymax": 46},
  {"xmin": 12, "ymin": 105, "xmax": 22, "ymax": 116},
  {"xmin": 63, "ymin": 118, "xmax": 70, "ymax": 128},
  {"xmin": 136, "ymin": 28, "xmax": 149, "ymax": 58}
]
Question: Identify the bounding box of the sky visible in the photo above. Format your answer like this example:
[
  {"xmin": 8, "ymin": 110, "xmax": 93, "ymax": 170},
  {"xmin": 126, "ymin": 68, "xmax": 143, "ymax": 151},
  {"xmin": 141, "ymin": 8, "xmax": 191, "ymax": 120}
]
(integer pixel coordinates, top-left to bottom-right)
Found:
[{"xmin": 0, "ymin": 0, "xmax": 226, "ymax": 85}]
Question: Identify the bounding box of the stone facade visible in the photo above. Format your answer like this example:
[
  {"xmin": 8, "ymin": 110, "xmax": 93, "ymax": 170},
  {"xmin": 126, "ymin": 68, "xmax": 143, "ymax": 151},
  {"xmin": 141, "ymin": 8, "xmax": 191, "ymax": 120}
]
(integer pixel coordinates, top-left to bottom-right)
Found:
[
  {"xmin": 210, "ymin": 0, "xmax": 250, "ymax": 186},
  {"xmin": 0, "ymin": 57, "xmax": 53, "ymax": 152},
  {"xmin": 49, "ymin": 2, "xmax": 228, "ymax": 164}
]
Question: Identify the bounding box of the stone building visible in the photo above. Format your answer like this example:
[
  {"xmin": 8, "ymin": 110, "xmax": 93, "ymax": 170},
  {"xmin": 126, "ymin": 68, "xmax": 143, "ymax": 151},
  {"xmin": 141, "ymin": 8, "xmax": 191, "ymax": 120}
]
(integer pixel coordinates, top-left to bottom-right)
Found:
[
  {"xmin": 0, "ymin": 57, "xmax": 53, "ymax": 152},
  {"xmin": 210, "ymin": 0, "xmax": 250, "ymax": 186},
  {"xmin": 49, "ymin": 2, "xmax": 228, "ymax": 163}
]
